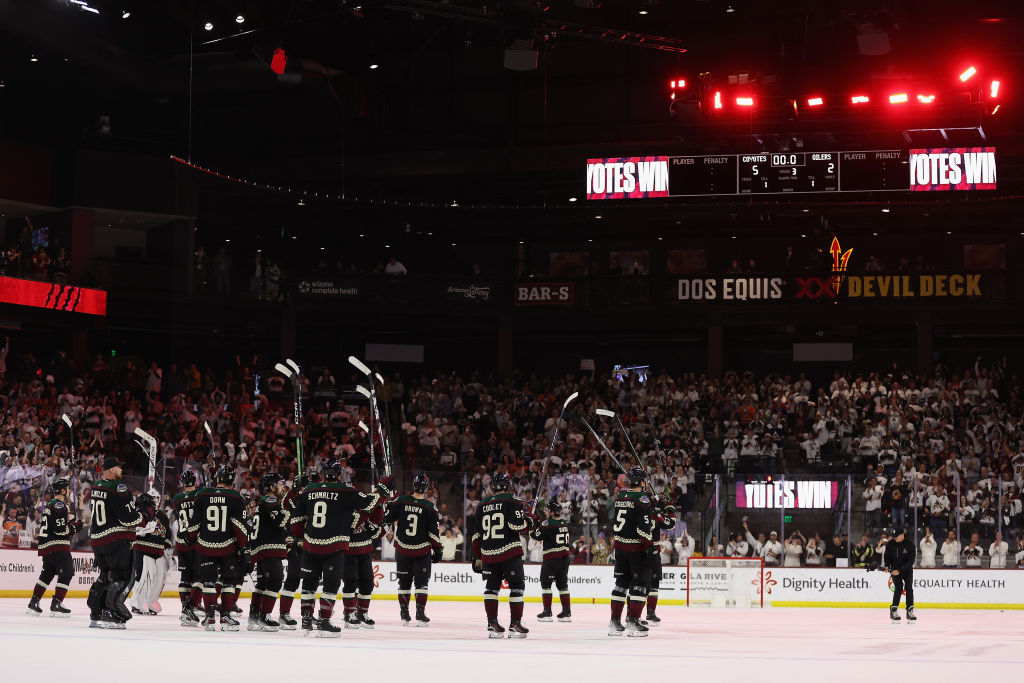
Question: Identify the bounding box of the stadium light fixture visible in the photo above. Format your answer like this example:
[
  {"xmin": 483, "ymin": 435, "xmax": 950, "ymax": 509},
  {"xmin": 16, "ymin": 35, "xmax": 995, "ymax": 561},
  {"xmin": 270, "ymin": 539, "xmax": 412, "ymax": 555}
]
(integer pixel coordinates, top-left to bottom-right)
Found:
[
  {"xmin": 916, "ymin": 94, "xmax": 935, "ymax": 103},
  {"xmin": 736, "ymin": 96, "xmax": 754, "ymax": 106},
  {"xmin": 204, "ymin": 21, "xmax": 213, "ymax": 31},
  {"xmin": 889, "ymin": 93, "xmax": 908, "ymax": 104},
  {"xmin": 713, "ymin": 91, "xmax": 722, "ymax": 109},
  {"xmin": 122, "ymin": 10, "xmax": 130, "ymax": 18},
  {"xmin": 851, "ymin": 95, "xmax": 869, "ymax": 104},
  {"xmin": 959, "ymin": 66, "xmax": 977, "ymax": 82},
  {"xmin": 990, "ymin": 80, "xmax": 1000, "ymax": 98},
  {"xmin": 806, "ymin": 97, "xmax": 823, "ymax": 107},
  {"xmin": 236, "ymin": 14, "xmax": 245, "ymax": 23}
]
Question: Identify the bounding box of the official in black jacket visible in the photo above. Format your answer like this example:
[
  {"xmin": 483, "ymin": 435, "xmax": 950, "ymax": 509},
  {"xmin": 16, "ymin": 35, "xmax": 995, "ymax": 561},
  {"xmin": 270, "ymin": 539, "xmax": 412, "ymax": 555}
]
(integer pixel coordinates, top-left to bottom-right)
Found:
[{"xmin": 883, "ymin": 528, "xmax": 916, "ymax": 622}]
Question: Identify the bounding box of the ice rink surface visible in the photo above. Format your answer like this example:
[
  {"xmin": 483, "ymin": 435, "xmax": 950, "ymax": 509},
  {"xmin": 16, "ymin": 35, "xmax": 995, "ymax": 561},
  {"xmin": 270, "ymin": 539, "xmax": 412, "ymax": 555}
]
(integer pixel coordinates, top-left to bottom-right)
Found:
[{"xmin": 2, "ymin": 599, "xmax": 1021, "ymax": 682}]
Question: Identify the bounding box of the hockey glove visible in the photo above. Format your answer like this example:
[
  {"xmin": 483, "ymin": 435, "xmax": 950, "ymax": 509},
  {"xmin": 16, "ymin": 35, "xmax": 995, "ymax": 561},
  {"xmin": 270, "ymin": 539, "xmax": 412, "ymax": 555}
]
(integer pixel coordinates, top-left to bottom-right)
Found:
[
  {"xmin": 376, "ymin": 475, "xmax": 396, "ymax": 499},
  {"xmin": 663, "ymin": 505, "xmax": 676, "ymax": 516},
  {"xmin": 472, "ymin": 558, "xmax": 483, "ymax": 574},
  {"xmin": 432, "ymin": 546, "xmax": 443, "ymax": 563}
]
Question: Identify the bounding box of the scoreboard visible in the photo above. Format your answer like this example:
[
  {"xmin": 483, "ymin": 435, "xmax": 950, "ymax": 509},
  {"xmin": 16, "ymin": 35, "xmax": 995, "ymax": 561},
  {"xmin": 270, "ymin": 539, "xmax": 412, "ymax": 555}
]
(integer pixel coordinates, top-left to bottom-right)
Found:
[
  {"xmin": 585, "ymin": 148, "xmax": 996, "ymax": 199},
  {"xmin": 674, "ymin": 150, "xmax": 904, "ymax": 196}
]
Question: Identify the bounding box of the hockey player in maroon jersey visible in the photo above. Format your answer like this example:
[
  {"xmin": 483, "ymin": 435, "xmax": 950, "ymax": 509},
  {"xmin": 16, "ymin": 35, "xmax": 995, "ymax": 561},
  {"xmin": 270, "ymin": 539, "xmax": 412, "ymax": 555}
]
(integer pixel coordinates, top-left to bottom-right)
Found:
[
  {"xmin": 343, "ymin": 493, "xmax": 386, "ymax": 628},
  {"xmin": 289, "ymin": 459, "xmax": 392, "ymax": 637},
  {"xmin": 248, "ymin": 472, "xmax": 288, "ymax": 632},
  {"xmin": 172, "ymin": 470, "xmax": 202, "ymax": 626},
  {"xmin": 471, "ymin": 471, "xmax": 535, "ymax": 638},
  {"xmin": 531, "ymin": 501, "xmax": 572, "ymax": 623},
  {"xmin": 278, "ymin": 471, "xmax": 316, "ymax": 630},
  {"xmin": 187, "ymin": 465, "xmax": 249, "ymax": 631},
  {"xmin": 608, "ymin": 466, "xmax": 655, "ymax": 637},
  {"xmin": 27, "ymin": 479, "xmax": 80, "ymax": 617},
  {"xmin": 385, "ymin": 473, "xmax": 442, "ymax": 626}
]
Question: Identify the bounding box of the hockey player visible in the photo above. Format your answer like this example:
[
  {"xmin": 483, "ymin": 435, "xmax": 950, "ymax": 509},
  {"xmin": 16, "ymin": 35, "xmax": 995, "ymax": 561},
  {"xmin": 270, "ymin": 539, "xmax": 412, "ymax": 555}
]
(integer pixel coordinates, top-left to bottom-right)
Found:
[
  {"xmin": 88, "ymin": 456, "xmax": 155, "ymax": 629},
  {"xmin": 27, "ymin": 478, "xmax": 81, "ymax": 617},
  {"xmin": 130, "ymin": 506, "xmax": 172, "ymax": 615},
  {"xmin": 187, "ymin": 465, "xmax": 248, "ymax": 631},
  {"xmin": 531, "ymin": 501, "xmax": 572, "ymax": 623},
  {"xmin": 278, "ymin": 471, "xmax": 316, "ymax": 630},
  {"xmin": 172, "ymin": 470, "xmax": 203, "ymax": 625},
  {"xmin": 471, "ymin": 471, "xmax": 533, "ymax": 639},
  {"xmin": 289, "ymin": 459, "xmax": 392, "ymax": 637},
  {"xmin": 608, "ymin": 466, "xmax": 654, "ymax": 637},
  {"xmin": 385, "ymin": 473, "xmax": 442, "ymax": 626},
  {"xmin": 343, "ymin": 489, "xmax": 386, "ymax": 628},
  {"xmin": 248, "ymin": 472, "xmax": 288, "ymax": 632},
  {"xmin": 883, "ymin": 528, "xmax": 917, "ymax": 623},
  {"xmin": 645, "ymin": 499, "xmax": 677, "ymax": 625}
]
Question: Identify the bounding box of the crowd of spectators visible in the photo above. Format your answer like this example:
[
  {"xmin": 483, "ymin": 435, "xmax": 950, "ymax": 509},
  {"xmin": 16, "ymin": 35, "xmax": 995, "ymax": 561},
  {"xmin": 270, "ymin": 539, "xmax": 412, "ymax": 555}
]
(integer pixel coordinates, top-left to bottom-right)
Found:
[
  {"xmin": 1, "ymin": 219, "xmax": 70, "ymax": 283},
  {"xmin": 1, "ymin": 333, "xmax": 1023, "ymax": 567}
]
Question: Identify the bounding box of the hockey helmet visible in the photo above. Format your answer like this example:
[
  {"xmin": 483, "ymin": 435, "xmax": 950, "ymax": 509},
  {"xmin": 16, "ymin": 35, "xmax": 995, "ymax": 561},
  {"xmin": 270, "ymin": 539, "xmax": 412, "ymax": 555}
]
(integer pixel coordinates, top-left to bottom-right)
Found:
[
  {"xmin": 179, "ymin": 470, "xmax": 198, "ymax": 488},
  {"xmin": 322, "ymin": 459, "xmax": 343, "ymax": 482},
  {"xmin": 214, "ymin": 464, "xmax": 234, "ymax": 486},
  {"xmin": 492, "ymin": 471, "xmax": 512, "ymax": 492},
  {"xmin": 259, "ymin": 472, "xmax": 284, "ymax": 494},
  {"xmin": 49, "ymin": 478, "xmax": 70, "ymax": 497},
  {"xmin": 627, "ymin": 465, "xmax": 647, "ymax": 487},
  {"xmin": 413, "ymin": 473, "xmax": 430, "ymax": 493}
]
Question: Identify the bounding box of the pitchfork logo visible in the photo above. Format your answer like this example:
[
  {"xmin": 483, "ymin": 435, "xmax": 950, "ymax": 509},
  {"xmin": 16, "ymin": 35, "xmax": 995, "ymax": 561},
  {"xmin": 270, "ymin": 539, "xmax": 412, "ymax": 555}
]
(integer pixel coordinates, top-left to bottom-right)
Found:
[
  {"xmin": 829, "ymin": 237, "xmax": 853, "ymax": 296},
  {"xmin": 372, "ymin": 564, "xmax": 384, "ymax": 588},
  {"xmin": 755, "ymin": 570, "xmax": 778, "ymax": 596}
]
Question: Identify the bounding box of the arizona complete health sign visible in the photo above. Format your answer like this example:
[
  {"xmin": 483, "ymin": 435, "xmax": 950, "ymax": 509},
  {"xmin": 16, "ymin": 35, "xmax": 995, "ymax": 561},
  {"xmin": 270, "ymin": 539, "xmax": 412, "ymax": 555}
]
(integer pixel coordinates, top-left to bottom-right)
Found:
[{"xmin": 0, "ymin": 550, "xmax": 1021, "ymax": 609}]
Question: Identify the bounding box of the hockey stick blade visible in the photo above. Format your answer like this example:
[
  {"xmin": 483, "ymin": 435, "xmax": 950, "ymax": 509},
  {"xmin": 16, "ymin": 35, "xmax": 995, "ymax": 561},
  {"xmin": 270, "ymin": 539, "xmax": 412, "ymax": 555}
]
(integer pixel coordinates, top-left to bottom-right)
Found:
[
  {"xmin": 348, "ymin": 355, "xmax": 372, "ymax": 377},
  {"xmin": 563, "ymin": 391, "xmax": 579, "ymax": 410},
  {"xmin": 285, "ymin": 358, "xmax": 301, "ymax": 376},
  {"xmin": 355, "ymin": 385, "xmax": 372, "ymax": 399},
  {"xmin": 595, "ymin": 408, "xmax": 616, "ymax": 418},
  {"xmin": 62, "ymin": 414, "xmax": 73, "ymax": 427},
  {"xmin": 274, "ymin": 362, "xmax": 293, "ymax": 378},
  {"xmin": 134, "ymin": 427, "xmax": 155, "ymax": 443},
  {"xmin": 358, "ymin": 421, "xmax": 369, "ymax": 433},
  {"xmin": 204, "ymin": 422, "xmax": 212, "ymax": 437}
]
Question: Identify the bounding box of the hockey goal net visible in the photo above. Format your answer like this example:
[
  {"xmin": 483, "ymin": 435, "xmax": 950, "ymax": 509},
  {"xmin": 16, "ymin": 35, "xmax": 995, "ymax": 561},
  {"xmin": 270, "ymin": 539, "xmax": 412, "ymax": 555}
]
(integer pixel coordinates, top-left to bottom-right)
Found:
[{"xmin": 686, "ymin": 557, "xmax": 765, "ymax": 608}]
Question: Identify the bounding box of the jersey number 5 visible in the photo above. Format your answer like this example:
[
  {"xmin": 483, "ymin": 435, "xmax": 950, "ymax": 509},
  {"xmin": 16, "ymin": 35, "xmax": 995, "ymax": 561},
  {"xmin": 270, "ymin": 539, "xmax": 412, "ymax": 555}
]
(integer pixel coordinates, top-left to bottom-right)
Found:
[
  {"xmin": 613, "ymin": 509, "xmax": 628, "ymax": 533},
  {"xmin": 481, "ymin": 512, "xmax": 505, "ymax": 540}
]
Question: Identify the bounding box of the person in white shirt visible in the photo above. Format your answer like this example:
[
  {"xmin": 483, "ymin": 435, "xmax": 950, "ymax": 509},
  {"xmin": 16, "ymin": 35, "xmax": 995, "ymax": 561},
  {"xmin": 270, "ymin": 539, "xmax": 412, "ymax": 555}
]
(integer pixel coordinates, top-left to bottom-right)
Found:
[
  {"xmin": 962, "ymin": 533, "xmax": 984, "ymax": 567},
  {"xmin": 380, "ymin": 529, "xmax": 396, "ymax": 561},
  {"xmin": 989, "ymin": 531, "xmax": 1009, "ymax": 568},
  {"xmin": 919, "ymin": 529, "xmax": 937, "ymax": 567},
  {"xmin": 926, "ymin": 486, "xmax": 951, "ymax": 537},
  {"xmin": 940, "ymin": 530, "xmax": 961, "ymax": 567},
  {"xmin": 863, "ymin": 477, "xmax": 883, "ymax": 530},
  {"xmin": 783, "ymin": 532, "xmax": 804, "ymax": 567},
  {"xmin": 726, "ymin": 533, "xmax": 750, "ymax": 558},
  {"xmin": 384, "ymin": 258, "xmax": 408, "ymax": 276},
  {"xmin": 658, "ymin": 532, "xmax": 674, "ymax": 565},
  {"xmin": 760, "ymin": 531, "xmax": 782, "ymax": 566},
  {"xmin": 440, "ymin": 527, "xmax": 463, "ymax": 562},
  {"xmin": 804, "ymin": 533, "xmax": 824, "ymax": 566},
  {"xmin": 674, "ymin": 532, "xmax": 696, "ymax": 564}
]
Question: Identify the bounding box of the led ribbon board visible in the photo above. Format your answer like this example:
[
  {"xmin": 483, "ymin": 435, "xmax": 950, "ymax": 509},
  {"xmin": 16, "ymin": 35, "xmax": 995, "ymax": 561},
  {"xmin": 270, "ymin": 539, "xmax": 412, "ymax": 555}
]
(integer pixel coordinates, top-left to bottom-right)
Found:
[
  {"xmin": 586, "ymin": 148, "xmax": 997, "ymax": 197},
  {"xmin": 0, "ymin": 276, "xmax": 107, "ymax": 316}
]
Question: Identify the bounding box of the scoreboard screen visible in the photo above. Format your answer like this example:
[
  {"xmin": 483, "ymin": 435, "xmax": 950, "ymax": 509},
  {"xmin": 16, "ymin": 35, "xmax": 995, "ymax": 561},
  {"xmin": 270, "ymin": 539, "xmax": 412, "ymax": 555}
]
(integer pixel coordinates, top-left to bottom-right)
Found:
[{"xmin": 586, "ymin": 148, "xmax": 995, "ymax": 199}]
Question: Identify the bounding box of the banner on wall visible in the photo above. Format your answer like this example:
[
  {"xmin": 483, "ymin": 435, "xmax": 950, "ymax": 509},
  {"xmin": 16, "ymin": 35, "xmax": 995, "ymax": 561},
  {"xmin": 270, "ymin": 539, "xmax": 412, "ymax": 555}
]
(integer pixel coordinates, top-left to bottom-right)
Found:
[
  {"xmin": 445, "ymin": 282, "xmax": 493, "ymax": 303},
  {"xmin": 514, "ymin": 282, "xmax": 574, "ymax": 306},
  {"xmin": 675, "ymin": 273, "xmax": 996, "ymax": 302},
  {"xmin": 294, "ymin": 277, "xmax": 361, "ymax": 301},
  {"xmin": 0, "ymin": 550, "xmax": 1020, "ymax": 608}
]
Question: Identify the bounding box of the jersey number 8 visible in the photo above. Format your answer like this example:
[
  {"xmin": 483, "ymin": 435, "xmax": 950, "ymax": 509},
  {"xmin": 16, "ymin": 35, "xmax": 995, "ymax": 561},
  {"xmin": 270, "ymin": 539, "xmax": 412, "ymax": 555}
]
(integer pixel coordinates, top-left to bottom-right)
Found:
[
  {"xmin": 481, "ymin": 512, "xmax": 505, "ymax": 541},
  {"xmin": 311, "ymin": 501, "xmax": 328, "ymax": 529}
]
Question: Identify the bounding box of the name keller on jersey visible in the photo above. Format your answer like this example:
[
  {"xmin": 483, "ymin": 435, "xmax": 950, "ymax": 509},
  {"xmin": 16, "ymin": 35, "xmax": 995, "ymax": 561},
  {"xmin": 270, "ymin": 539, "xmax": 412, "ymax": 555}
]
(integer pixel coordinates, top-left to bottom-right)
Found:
[
  {"xmin": 586, "ymin": 156, "xmax": 669, "ymax": 199},
  {"xmin": 909, "ymin": 147, "xmax": 997, "ymax": 190}
]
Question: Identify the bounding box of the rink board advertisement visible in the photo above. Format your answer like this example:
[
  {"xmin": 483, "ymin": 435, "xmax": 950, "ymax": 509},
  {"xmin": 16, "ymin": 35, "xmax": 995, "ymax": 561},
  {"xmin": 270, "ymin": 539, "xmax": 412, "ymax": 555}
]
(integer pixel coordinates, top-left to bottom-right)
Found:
[{"xmin": 0, "ymin": 550, "xmax": 1021, "ymax": 608}]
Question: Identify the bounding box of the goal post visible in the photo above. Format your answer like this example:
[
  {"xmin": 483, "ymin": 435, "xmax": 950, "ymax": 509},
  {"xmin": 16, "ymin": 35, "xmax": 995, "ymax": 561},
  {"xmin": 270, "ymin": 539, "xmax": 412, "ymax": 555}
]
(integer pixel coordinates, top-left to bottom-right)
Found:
[{"xmin": 686, "ymin": 556, "xmax": 765, "ymax": 608}]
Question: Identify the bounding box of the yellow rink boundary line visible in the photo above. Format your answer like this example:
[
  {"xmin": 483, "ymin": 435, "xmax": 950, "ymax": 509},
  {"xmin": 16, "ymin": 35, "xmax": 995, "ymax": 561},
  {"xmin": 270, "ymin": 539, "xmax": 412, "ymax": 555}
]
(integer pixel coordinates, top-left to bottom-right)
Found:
[{"xmin": 1, "ymin": 591, "xmax": 1021, "ymax": 609}]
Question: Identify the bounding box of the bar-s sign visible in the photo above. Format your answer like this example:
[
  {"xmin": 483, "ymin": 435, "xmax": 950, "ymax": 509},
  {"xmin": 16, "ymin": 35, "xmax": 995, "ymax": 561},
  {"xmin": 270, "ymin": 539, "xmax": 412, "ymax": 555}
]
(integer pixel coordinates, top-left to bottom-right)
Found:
[
  {"xmin": 514, "ymin": 282, "xmax": 574, "ymax": 306},
  {"xmin": 586, "ymin": 156, "xmax": 669, "ymax": 199},
  {"xmin": 909, "ymin": 147, "xmax": 996, "ymax": 191}
]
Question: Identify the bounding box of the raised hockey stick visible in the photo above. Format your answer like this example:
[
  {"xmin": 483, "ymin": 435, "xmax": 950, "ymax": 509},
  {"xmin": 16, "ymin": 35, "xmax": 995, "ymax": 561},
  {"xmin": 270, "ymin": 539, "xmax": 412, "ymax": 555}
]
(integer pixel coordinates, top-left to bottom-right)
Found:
[
  {"xmin": 358, "ymin": 417, "xmax": 377, "ymax": 486},
  {"xmin": 373, "ymin": 372, "xmax": 396, "ymax": 472},
  {"xmin": 349, "ymin": 356, "xmax": 393, "ymax": 476},
  {"xmin": 61, "ymin": 414, "xmax": 78, "ymax": 514},
  {"xmin": 134, "ymin": 427, "xmax": 160, "ymax": 498},
  {"xmin": 535, "ymin": 391, "xmax": 579, "ymax": 509},
  {"xmin": 569, "ymin": 411, "xmax": 629, "ymax": 474}
]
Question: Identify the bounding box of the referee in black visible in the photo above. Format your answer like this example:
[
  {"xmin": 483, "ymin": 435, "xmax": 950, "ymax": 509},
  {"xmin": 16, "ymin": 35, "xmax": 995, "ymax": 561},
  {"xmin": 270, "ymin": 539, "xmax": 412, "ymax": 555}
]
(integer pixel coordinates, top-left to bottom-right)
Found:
[{"xmin": 884, "ymin": 528, "xmax": 916, "ymax": 623}]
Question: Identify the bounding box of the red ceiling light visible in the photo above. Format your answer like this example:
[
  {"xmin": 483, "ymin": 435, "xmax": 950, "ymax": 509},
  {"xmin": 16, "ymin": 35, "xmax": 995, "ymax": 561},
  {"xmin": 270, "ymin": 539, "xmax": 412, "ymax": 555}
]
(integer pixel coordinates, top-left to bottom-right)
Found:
[
  {"xmin": 270, "ymin": 47, "xmax": 288, "ymax": 75},
  {"xmin": 851, "ymin": 95, "xmax": 869, "ymax": 104},
  {"xmin": 806, "ymin": 96, "xmax": 823, "ymax": 107},
  {"xmin": 670, "ymin": 78, "xmax": 686, "ymax": 89},
  {"xmin": 713, "ymin": 91, "xmax": 722, "ymax": 109},
  {"xmin": 889, "ymin": 93, "xmax": 908, "ymax": 104},
  {"xmin": 735, "ymin": 96, "xmax": 754, "ymax": 106},
  {"xmin": 959, "ymin": 66, "xmax": 977, "ymax": 82},
  {"xmin": 990, "ymin": 80, "xmax": 1000, "ymax": 98},
  {"xmin": 916, "ymin": 94, "xmax": 935, "ymax": 104}
]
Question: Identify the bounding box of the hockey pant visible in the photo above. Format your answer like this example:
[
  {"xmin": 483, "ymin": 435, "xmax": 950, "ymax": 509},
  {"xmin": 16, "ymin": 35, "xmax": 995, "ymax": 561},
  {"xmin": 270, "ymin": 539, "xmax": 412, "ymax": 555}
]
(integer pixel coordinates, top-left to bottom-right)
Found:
[
  {"xmin": 254, "ymin": 558, "xmax": 285, "ymax": 615},
  {"xmin": 343, "ymin": 552, "xmax": 375, "ymax": 617},
  {"xmin": 88, "ymin": 540, "xmax": 133, "ymax": 619},
  {"xmin": 611, "ymin": 550, "xmax": 649, "ymax": 620},
  {"xmin": 395, "ymin": 553, "xmax": 431, "ymax": 613},
  {"xmin": 177, "ymin": 549, "xmax": 203, "ymax": 608},
  {"xmin": 279, "ymin": 545, "xmax": 303, "ymax": 615},
  {"xmin": 539, "ymin": 555, "xmax": 571, "ymax": 613},
  {"xmin": 646, "ymin": 552, "xmax": 662, "ymax": 614},
  {"xmin": 301, "ymin": 551, "xmax": 343, "ymax": 620},
  {"xmin": 482, "ymin": 557, "xmax": 525, "ymax": 622},
  {"xmin": 31, "ymin": 552, "xmax": 74, "ymax": 604},
  {"xmin": 131, "ymin": 553, "xmax": 167, "ymax": 612},
  {"xmin": 198, "ymin": 553, "xmax": 242, "ymax": 613}
]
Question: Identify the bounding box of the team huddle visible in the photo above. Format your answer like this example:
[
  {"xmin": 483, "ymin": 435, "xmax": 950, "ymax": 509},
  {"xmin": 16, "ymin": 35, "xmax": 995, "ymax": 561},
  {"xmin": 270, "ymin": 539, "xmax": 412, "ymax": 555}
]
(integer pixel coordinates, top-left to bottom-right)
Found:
[{"xmin": 27, "ymin": 455, "xmax": 675, "ymax": 638}]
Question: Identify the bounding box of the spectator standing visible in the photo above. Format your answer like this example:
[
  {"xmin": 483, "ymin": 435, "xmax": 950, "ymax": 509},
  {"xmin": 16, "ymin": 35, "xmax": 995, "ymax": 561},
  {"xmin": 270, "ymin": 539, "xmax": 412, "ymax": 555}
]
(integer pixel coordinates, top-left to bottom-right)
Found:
[
  {"xmin": 989, "ymin": 531, "xmax": 1008, "ymax": 568},
  {"xmin": 760, "ymin": 531, "xmax": 782, "ymax": 566},
  {"xmin": 385, "ymin": 258, "xmax": 408, "ymax": 276},
  {"xmin": 863, "ymin": 477, "xmax": 883, "ymax": 531},
  {"xmin": 940, "ymin": 530, "xmax": 961, "ymax": 568},
  {"xmin": 919, "ymin": 529, "xmax": 937, "ymax": 567}
]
